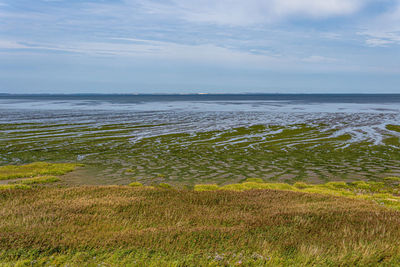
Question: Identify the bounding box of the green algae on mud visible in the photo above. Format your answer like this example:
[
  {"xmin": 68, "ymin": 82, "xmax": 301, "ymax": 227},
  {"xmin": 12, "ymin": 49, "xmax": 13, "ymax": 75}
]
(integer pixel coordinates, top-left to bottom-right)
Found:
[
  {"xmin": 0, "ymin": 123, "xmax": 400, "ymax": 185},
  {"xmin": 387, "ymin": 124, "xmax": 400, "ymax": 132}
]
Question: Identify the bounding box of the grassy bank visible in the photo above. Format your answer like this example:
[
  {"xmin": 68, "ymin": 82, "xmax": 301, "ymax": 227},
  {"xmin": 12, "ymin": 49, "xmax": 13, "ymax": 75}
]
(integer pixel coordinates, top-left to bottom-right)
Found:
[
  {"xmin": 1, "ymin": 186, "xmax": 400, "ymax": 266},
  {"xmin": 194, "ymin": 178, "xmax": 400, "ymax": 210}
]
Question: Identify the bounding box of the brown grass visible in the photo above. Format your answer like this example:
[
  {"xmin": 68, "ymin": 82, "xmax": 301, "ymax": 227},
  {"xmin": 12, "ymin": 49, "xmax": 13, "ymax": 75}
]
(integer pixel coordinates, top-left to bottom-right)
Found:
[{"xmin": 1, "ymin": 186, "xmax": 400, "ymax": 265}]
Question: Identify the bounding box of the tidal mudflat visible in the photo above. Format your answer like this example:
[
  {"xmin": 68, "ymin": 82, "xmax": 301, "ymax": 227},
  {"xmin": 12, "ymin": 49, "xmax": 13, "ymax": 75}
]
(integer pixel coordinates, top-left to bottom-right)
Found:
[{"xmin": 1, "ymin": 95, "xmax": 400, "ymax": 186}]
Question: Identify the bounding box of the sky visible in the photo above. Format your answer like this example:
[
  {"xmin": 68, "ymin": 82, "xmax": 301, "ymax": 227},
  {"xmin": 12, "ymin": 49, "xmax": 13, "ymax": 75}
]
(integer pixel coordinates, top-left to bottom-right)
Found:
[{"xmin": 0, "ymin": 0, "xmax": 400, "ymax": 94}]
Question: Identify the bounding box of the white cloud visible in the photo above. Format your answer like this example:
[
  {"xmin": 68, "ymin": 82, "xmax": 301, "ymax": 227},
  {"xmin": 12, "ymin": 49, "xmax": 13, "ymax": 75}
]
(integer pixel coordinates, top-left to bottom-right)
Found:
[
  {"xmin": 0, "ymin": 40, "xmax": 29, "ymax": 49},
  {"xmin": 136, "ymin": 0, "xmax": 368, "ymax": 26},
  {"xmin": 1, "ymin": 0, "xmax": 397, "ymax": 76},
  {"xmin": 271, "ymin": 0, "xmax": 364, "ymax": 17},
  {"xmin": 364, "ymin": 37, "xmax": 395, "ymax": 47},
  {"xmin": 0, "ymin": 37, "xmax": 356, "ymax": 72},
  {"xmin": 0, "ymin": 38, "xmax": 280, "ymax": 65},
  {"xmin": 320, "ymin": 32, "xmax": 342, "ymax": 40},
  {"xmin": 302, "ymin": 55, "xmax": 337, "ymax": 63},
  {"xmin": 359, "ymin": 0, "xmax": 400, "ymax": 47}
]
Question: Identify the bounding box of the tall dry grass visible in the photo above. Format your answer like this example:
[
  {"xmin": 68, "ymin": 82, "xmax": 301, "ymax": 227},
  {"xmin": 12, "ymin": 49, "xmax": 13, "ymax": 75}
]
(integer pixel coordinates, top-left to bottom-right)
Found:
[{"xmin": 1, "ymin": 186, "xmax": 400, "ymax": 265}]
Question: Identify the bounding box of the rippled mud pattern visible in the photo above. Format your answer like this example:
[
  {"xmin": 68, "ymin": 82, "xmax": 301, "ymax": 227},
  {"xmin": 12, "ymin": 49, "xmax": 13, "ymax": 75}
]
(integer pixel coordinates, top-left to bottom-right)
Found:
[{"xmin": 1, "ymin": 110, "xmax": 400, "ymax": 185}]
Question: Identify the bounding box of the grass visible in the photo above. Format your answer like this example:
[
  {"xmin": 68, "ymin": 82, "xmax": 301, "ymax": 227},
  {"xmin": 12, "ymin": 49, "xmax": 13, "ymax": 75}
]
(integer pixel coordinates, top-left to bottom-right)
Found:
[
  {"xmin": 194, "ymin": 178, "xmax": 400, "ymax": 211},
  {"xmin": 0, "ymin": 162, "xmax": 80, "ymax": 180},
  {"xmin": 128, "ymin": 182, "xmax": 143, "ymax": 187},
  {"xmin": 1, "ymin": 186, "xmax": 400, "ymax": 266},
  {"xmin": 194, "ymin": 184, "xmax": 219, "ymax": 191},
  {"xmin": 0, "ymin": 184, "xmax": 31, "ymax": 190},
  {"xmin": 243, "ymin": 178, "xmax": 265, "ymax": 183},
  {"xmin": 15, "ymin": 176, "xmax": 60, "ymax": 185},
  {"xmin": 158, "ymin": 183, "xmax": 173, "ymax": 189}
]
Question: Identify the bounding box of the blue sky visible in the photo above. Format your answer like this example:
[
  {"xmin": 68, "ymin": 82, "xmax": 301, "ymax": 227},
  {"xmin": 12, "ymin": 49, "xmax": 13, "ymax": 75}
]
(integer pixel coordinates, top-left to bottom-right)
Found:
[{"xmin": 0, "ymin": 0, "xmax": 400, "ymax": 94}]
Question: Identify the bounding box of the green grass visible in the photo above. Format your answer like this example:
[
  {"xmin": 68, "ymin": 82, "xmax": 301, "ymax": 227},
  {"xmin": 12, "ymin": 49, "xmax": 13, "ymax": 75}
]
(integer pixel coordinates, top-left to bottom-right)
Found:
[
  {"xmin": 158, "ymin": 183, "xmax": 172, "ymax": 189},
  {"xmin": 15, "ymin": 176, "xmax": 60, "ymax": 185},
  {"xmin": 1, "ymin": 186, "xmax": 400, "ymax": 266},
  {"xmin": 195, "ymin": 178, "xmax": 400, "ymax": 211},
  {"xmin": 243, "ymin": 178, "xmax": 265, "ymax": 183},
  {"xmin": 0, "ymin": 184, "xmax": 31, "ymax": 190},
  {"xmin": 128, "ymin": 182, "xmax": 143, "ymax": 187},
  {"xmin": 0, "ymin": 162, "xmax": 80, "ymax": 180},
  {"xmin": 293, "ymin": 182, "xmax": 311, "ymax": 189},
  {"xmin": 194, "ymin": 184, "xmax": 219, "ymax": 191},
  {"xmin": 219, "ymin": 182, "xmax": 295, "ymax": 191}
]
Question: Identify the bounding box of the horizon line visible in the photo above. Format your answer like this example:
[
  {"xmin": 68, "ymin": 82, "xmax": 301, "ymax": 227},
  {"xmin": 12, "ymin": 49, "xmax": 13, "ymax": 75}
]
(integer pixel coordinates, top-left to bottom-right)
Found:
[{"xmin": 1, "ymin": 93, "xmax": 400, "ymax": 96}]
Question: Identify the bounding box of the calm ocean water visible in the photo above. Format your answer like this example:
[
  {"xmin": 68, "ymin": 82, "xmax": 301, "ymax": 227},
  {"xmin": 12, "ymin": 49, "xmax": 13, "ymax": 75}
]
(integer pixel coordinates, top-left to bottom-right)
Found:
[
  {"xmin": 1, "ymin": 94, "xmax": 400, "ymax": 112},
  {"xmin": 1, "ymin": 94, "xmax": 399, "ymax": 144}
]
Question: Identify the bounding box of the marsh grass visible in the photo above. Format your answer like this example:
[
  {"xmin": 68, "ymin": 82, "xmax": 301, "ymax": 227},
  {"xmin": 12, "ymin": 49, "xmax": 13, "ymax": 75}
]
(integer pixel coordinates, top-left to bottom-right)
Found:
[
  {"xmin": 128, "ymin": 182, "xmax": 143, "ymax": 187},
  {"xmin": 194, "ymin": 184, "xmax": 219, "ymax": 191},
  {"xmin": 1, "ymin": 186, "xmax": 400, "ymax": 266},
  {"xmin": 0, "ymin": 184, "xmax": 30, "ymax": 190},
  {"xmin": 195, "ymin": 178, "xmax": 400, "ymax": 210},
  {"xmin": 158, "ymin": 183, "xmax": 172, "ymax": 189},
  {"xmin": 0, "ymin": 162, "xmax": 80, "ymax": 180},
  {"xmin": 14, "ymin": 176, "xmax": 60, "ymax": 185},
  {"xmin": 243, "ymin": 178, "xmax": 265, "ymax": 183}
]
